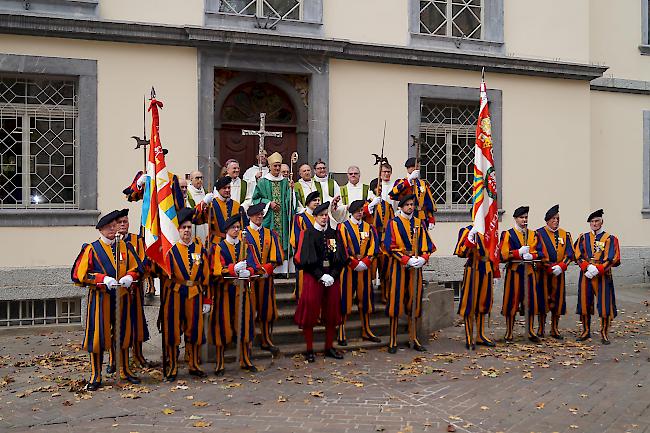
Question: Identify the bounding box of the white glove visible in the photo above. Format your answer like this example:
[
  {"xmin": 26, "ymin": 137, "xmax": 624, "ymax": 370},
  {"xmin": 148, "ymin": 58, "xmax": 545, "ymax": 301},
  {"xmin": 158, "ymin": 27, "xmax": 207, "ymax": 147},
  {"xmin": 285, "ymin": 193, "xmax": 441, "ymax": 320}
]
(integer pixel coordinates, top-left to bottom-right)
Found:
[
  {"xmin": 320, "ymin": 274, "xmax": 334, "ymax": 287},
  {"xmin": 587, "ymin": 264, "xmax": 598, "ymax": 276},
  {"xmin": 367, "ymin": 196, "xmax": 381, "ymax": 213},
  {"xmin": 468, "ymin": 226, "xmax": 479, "ymax": 244},
  {"xmin": 202, "ymin": 192, "xmax": 215, "ymax": 204},
  {"xmin": 408, "ymin": 170, "xmax": 420, "ymax": 181},
  {"xmin": 427, "ymin": 222, "xmax": 435, "ymax": 231},
  {"xmin": 202, "ymin": 304, "xmax": 211, "ymax": 315},
  {"xmin": 238, "ymin": 269, "xmax": 251, "ymax": 279},
  {"xmin": 102, "ymin": 276, "xmax": 118, "ymax": 290},
  {"xmin": 414, "ymin": 257, "xmax": 427, "ymax": 268},
  {"xmin": 118, "ymin": 275, "xmax": 133, "ymax": 288},
  {"xmin": 354, "ymin": 261, "xmax": 368, "ymax": 272},
  {"xmin": 551, "ymin": 265, "xmax": 562, "ymax": 276},
  {"xmin": 584, "ymin": 268, "xmax": 596, "ymax": 279},
  {"xmin": 136, "ymin": 173, "xmax": 150, "ymax": 189},
  {"xmin": 522, "ymin": 253, "xmax": 533, "ymax": 261},
  {"xmin": 518, "ymin": 246, "xmax": 530, "ymax": 256},
  {"xmin": 407, "ymin": 257, "xmax": 419, "ymax": 267},
  {"xmin": 234, "ymin": 261, "xmax": 247, "ymax": 273}
]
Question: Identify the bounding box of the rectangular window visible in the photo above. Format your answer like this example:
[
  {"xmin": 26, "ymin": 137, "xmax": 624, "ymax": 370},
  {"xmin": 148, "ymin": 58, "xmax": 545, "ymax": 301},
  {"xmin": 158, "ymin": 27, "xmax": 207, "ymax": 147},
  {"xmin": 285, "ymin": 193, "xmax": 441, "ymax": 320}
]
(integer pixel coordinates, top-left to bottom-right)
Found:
[
  {"xmin": 419, "ymin": 0, "xmax": 482, "ymax": 39},
  {"xmin": 218, "ymin": 0, "xmax": 303, "ymax": 21},
  {"xmin": 0, "ymin": 76, "xmax": 78, "ymax": 209},
  {"xmin": 0, "ymin": 298, "xmax": 81, "ymax": 327},
  {"xmin": 419, "ymin": 100, "xmax": 478, "ymax": 211}
]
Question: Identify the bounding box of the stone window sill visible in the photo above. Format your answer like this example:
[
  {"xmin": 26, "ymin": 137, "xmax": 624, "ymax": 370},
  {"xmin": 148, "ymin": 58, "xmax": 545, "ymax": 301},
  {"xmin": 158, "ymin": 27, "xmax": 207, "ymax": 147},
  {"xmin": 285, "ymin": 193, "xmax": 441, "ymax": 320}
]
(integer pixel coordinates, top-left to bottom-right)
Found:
[
  {"xmin": 204, "ymin": 11, "xmax": 323, "ymax": 37},
  {"xmin": 0, "ymin": 209, "xmax": 100, "ymax": 227},
  {"xmin": 435, "ymin": 209, "xmax": 505, "ymax": 223},
  {"xmin": 642, "ymin": 208, "xmax": 650, "ymax": 218},
  {"xmin": 639, "ymin": 44, "xmax": 650, "ymax": 55},
  {"xmin": 410, "ymin": 33, "xmax": 505, "ymax": 55}
]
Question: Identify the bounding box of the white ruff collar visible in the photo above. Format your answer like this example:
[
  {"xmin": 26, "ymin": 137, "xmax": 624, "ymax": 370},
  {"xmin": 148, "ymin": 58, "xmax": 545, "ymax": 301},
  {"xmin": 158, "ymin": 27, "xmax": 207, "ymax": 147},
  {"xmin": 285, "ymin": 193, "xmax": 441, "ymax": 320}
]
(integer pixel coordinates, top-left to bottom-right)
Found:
[
  {"xmin": 225, "ymin": 234, "xmax": 239, "ymax": 245},
  {"xmin": 100, "ymin": 235, "xmax": 115, "ymax": 245},
  {"xmin": 314, "ymin": 175, "xmax": 328, "ymax": 183},
  {"xmin": 315, "ymin": 222, "xmax": 326, "ymax": 231},
  {"xmin": 264, "ymin": 173, "xmax": 284, "ymax": 182}
]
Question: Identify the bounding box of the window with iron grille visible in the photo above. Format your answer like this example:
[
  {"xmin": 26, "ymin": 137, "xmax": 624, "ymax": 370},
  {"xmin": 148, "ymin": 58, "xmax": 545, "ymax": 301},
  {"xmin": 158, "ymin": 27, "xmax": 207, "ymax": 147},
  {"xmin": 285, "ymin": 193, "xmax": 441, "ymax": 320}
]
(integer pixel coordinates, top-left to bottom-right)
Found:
[
  {"xmin": 0, "ymin": 298, "xmax": 81, "ymax": 327},
  {"xmin": 419, "ymin": 100, "xmax": 478, "ymax": 210},
  {"xmin": 217, "ymin": 0, "xmax": 303, "ymax": 21},
  {"xmin": 0, "ymin": 75, "xmax": 78, "ymax": 209},
  {"xmin": 419, "ymin": 0, "xmax": 482, "ymax": 39}
]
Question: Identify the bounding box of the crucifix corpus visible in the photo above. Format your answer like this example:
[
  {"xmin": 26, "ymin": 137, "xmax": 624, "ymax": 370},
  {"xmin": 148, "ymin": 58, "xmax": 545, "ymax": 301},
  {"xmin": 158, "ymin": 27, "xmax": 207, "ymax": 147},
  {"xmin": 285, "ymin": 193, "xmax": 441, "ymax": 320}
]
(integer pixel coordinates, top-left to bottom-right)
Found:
[{"xmin": 242, "ymin": 113, "xmax": 283, "ymax": 176}]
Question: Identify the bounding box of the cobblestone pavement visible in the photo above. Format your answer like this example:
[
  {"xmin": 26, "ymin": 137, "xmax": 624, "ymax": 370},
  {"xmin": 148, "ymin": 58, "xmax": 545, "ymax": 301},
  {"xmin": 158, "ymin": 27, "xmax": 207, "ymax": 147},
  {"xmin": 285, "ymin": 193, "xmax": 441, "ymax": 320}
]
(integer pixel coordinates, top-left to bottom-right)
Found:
[{"xmin": 0, "ymin": 286, "xmax": 648, "ymax": 433}]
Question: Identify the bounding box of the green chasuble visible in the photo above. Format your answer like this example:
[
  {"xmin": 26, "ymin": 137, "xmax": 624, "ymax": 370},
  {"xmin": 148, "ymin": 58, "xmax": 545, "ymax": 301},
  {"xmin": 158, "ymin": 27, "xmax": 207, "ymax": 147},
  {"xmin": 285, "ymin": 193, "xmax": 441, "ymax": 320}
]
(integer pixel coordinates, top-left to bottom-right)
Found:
[{"xmin": 252, "ymin": 175, "xmax": 296, "ymax": 254}]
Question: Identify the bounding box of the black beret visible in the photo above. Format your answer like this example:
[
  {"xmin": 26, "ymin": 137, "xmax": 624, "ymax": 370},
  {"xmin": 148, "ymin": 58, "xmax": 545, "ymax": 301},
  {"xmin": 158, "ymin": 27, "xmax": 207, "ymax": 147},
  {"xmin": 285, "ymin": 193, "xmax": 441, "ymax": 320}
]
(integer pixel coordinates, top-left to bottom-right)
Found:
[
  {"xmin": 544, "ymin": 204, "xmax": 559, "ymax": 222},
  {"xmin": 177, "ymin": 207, "xmax": 194, "ymax": 225},
  {"xmin": 369, "ymin": 178, "xmax": 379, "ymax": 192},
  {"xmin": 348, "ymin": 200, "xmax": 365, "ymax": 214},
  {"xmin": 215, "ymin": 176, "xmax": 232, "ymax": 191},
  {"xmin": 398, "ymin": 194, "xmax": 416, "ymax": 208},
  {"xmin": 96, "ymin": 210, "xmax": 121, "ymax": 229},
  {"xmin": 314, "ymin": 202, "xmax": 330, "ymax": 216},
  {"xmin": 162, "ymin": 148, "xmax": 169, "ymax": 155},
  {"xmin": 587, "ymin": 209, "xmax": 604, "ymax": 222},
  {"xmin": 512, "ymin": 206, "xmax": 529, "ymax": 218},
  {"xmin": 223, "ymin": 215, "xmax": 241, "ymax": 231},
  {"xmin": 117, "ymin": 208, "xmax": 129, "ymax": 219},
  {"xmin": 305, "ymin": 191, "xmax": 320, "ymax": 205},
  {"xmin": 247, "ymin": 202, "xmax": 266, "ymax": 217},
  {"xmin": 404, "ymin": 157, "xmax": 418, "ymax": 168}
]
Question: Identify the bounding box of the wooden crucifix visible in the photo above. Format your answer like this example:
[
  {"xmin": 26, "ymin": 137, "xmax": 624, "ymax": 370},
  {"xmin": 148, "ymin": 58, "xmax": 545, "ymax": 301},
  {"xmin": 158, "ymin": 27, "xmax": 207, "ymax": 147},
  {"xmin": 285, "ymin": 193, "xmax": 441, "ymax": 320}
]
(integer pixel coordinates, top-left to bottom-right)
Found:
[{"xmin": 242, "ymin": 113, "xmax": 283, "ymax": 175}]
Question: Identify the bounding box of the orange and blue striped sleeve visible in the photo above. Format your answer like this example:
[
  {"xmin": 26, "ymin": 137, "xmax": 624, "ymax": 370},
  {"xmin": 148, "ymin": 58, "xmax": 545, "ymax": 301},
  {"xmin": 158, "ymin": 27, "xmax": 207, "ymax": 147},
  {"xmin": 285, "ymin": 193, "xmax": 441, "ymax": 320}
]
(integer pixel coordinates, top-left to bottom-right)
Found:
[
  {"xmin": 71, "ymin": 244, "xmax": 106, "ymax": 287},
  {"xmin": 454, "ymin": 226, "xmax": 472, "ymax": 258}
]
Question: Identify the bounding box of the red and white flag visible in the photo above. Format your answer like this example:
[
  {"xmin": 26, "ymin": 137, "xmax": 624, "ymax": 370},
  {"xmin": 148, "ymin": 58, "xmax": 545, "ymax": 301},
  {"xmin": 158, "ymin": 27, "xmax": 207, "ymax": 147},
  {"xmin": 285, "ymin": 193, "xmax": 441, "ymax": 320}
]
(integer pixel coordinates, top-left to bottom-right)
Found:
[{"xmin": 472, "ymin": 72, "xmax": 500, "ymax": 268}]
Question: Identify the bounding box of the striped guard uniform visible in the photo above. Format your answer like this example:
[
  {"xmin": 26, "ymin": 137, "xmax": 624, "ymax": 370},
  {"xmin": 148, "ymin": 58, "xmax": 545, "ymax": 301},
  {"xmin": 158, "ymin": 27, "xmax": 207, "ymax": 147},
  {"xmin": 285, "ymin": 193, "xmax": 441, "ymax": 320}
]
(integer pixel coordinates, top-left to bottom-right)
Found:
[
  {"xmin": 193, "ymin": 195, "xmax": 243, "ymax": 247},
  {"xmin": 245, "ymin": 224, "xmax": 284, "ymax": 350},
  {"xmin": 536, "ymin": 226, "xmax": 575, "ymax": 337},
  {"xmin": 364, "ymin": 198, "xmax": 395, "ymax": 303},
  {"xmin": 389, "ymin": 178, "xmax": 437, "ymax": 225},
  {"xmin": 123, "ymin": 232, "xmax": 151, "ymax": 364},
  {"xmin": 338, "ymin": 218, "xmax": 380, "ymax": 343},
  {"xmin": 383, "ymin": 214, "xmax": 435, "ymax": 349},
  {"xmin": 574, "ymin": 231, "xmax": 621, "ymax": 342},
  {"xmin": 122, "ymin": 170, "xmax": 185, "ymax": 212},
  {"xmin": 160, "ymin": 239, "xmax": 209, "ymax": 378},
  {"xmin": 289, "ymin": 211, "xmax": 316, "ymax": 301},
  {"xmin": 210, "ymin": 238, "xmax": 256, "ymax": 371},
  {"xmin": 71, "ymin": 238, "xmax": 141, "ymax": 385},
  {"xmin": 500, "ymin": 228, "xmax": 544, "ymax": 340},
  {"xmin": 453, "ymin": 225, "xmax": 496, "ymax": 347}
]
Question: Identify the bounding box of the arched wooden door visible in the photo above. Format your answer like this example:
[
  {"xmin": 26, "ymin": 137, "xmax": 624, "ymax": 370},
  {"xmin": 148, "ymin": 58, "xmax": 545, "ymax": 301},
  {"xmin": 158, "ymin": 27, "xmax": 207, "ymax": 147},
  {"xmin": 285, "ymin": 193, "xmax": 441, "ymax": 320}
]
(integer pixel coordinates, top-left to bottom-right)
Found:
[{"xmin": 218, "ymin": 82, "xmax": 297, "ymax": 171}]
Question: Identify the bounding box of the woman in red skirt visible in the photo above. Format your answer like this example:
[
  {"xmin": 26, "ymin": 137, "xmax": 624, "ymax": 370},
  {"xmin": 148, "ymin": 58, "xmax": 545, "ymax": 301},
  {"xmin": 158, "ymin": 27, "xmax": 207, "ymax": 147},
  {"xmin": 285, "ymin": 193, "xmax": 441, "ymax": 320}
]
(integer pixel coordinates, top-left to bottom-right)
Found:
[{"xmin": 294, "ymin": 202, "xmax": 349, "ymax": 362}]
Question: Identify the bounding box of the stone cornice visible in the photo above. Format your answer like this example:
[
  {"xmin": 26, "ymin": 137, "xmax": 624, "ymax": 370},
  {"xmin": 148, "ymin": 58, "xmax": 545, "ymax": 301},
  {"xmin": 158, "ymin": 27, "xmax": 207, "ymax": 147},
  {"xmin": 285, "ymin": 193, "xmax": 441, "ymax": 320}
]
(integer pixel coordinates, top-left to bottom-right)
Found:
[{"xmin": 0, "ymin": 13, "xmax": 608, "ymax": 81}]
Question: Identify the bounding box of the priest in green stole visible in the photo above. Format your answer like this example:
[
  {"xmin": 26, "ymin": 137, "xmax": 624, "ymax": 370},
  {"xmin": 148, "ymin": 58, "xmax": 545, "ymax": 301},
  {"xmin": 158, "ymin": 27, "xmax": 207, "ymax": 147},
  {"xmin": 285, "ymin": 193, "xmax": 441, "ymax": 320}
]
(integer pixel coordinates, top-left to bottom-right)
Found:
[{"xmin": 252, "ymin": 151, "xmax": 300, "ymax": 273}]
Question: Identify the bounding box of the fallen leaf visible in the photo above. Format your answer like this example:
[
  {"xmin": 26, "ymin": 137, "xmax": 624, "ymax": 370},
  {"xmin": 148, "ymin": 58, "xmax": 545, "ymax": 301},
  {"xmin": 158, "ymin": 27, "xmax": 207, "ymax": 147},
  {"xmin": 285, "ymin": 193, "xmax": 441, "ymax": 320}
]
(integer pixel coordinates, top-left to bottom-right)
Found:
[
  {"xmin": 193, "ymin": 421, "xmax": 211, "ymax": 428},
  {"xmin": 162, "ymin": 408, "xmax": 175, "ymax": 415},
  {"xmin": 309, "ymin": 391, "xmax": 324, "ymax": 398},
  {"xmin": 536, "ymin": 402, "xmax": 545, "ymax": 410},
  {"xmin": 120, "ymin": 393, "xmax": 141, "ymax": 399},
  {"xmin": 188, "ymin": 415, "xmax": 203, "ymax": 420},
  {"xmin": 447, "ymin": 425, "xmax": 456, "ymax": 432},
  {"xmin": 522, "ymin": 372, "xmax": 533, "ymax": 379},
  {"xmin": 192, "ymin": 401, "xmax": 209, "ymax": 407},
  {"xmin": 480, "ymin": 406, "xmax": 489, "ymax": 411},
  {"xmin": 570, "ymin": 425, "xmax": 579, "ymax": 429},
  {"xmin": 277, "ymin": 395, "xmax": 287, "ymax": 403}
]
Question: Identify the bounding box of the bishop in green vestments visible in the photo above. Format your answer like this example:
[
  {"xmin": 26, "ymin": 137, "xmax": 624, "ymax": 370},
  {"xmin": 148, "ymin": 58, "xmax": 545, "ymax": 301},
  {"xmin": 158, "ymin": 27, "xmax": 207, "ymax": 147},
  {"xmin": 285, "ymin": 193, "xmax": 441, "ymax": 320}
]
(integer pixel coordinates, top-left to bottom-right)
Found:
[{"xmin": 252, "ymin": 152, "xmax": 299, "ymax": 265}]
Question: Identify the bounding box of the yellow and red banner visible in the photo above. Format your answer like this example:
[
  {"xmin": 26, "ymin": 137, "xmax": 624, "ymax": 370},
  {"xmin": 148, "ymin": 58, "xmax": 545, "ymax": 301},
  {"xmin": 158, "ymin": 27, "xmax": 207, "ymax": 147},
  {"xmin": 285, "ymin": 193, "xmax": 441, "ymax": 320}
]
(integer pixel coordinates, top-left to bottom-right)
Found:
[
  {"xmin": 472, "ymin": 75, "xmax": 500, "ymax": 269},
  {"xmin": 141, "ymin": 98, "xmax": 179, "ymax": 276}
]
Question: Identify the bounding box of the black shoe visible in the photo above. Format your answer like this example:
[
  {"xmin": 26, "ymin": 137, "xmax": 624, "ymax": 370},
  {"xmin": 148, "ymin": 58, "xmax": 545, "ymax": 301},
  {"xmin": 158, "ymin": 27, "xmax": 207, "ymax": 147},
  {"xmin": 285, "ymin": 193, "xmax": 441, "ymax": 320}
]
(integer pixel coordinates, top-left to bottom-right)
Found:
[
  {"xmin": 528, "ymin": 335, "xmax": 541, "ymax": 343},
  {"xmin": 324, "ymin": 348, "xmax": 344, "ymax": 359},
  {"xmin": 305, "ymin": 351, "xmax": 315, "ymax": 363},
  {"xmin": 135, "ymin": 358, "xmax": 150, "ymax": 368},
  {"xmin": 412, "ymin": 343, "xmax": 428, "ymax": 352},
  {"xmin": 214, "ymin": 369, "xmax": 225, "ymax": 377},
  {"xmin": 106, "ymin": 364, "xmax": 115, "ymax": 375},
  {"xmin": 476, "ymin": 339, "xmax": 496, "ymax": 347},
  {"xmin": 241, "ymin": 365, "xmax": 258, "ymax": 373},
  {"xmin": 261, "ymin": 345, "xmax": 281, "ymax": 356},
  {"xmin": 576, "ymin": 333, "xmax": 591, "ymax": 342},
  {"xmin": 163, "ymin": 374, "xmax": 177, "ymax": 383},
  {"xmin": 362, "ymin": 335, "xmax": 382, "ymax": 343},
  {"xmin": 465, "ymin": 343, "xmax": 471, "ymax": 350},
  {"xmin": 601, "ymin": 338, "xmax": 611, "ymax": 345},
  {"xmin": 189, "ymin": 369, "xmax": 207, "ymax": 378},
  {"xmin": 85, "ymin": 381, "xmax": 101, "ymax": 391},
  {"xmin": 550, "ymin": 333, "xmax": 564, "ymax": 340},
  {"xmin": 123, "ymin": 374, "xmax": 141, "ymax": 384},
  {"xmin": 337, "ymin": 339, "xmax": 348, "ymax": 347},
  {"xmin": 387, "ymin": 346, "xmax": 397, "ymax": 354}
]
